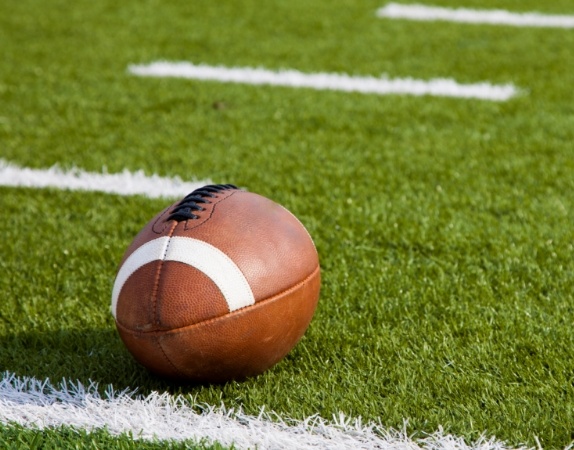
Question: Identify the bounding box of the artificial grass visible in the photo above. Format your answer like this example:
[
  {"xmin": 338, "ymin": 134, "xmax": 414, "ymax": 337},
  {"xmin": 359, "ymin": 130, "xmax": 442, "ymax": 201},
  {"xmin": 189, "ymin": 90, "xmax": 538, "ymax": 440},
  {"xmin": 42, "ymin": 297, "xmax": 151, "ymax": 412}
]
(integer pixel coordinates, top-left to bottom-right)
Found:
[
  {"xmin": 0, "ymin": 424, "xmax": 229, "ymax": 450},
  {"xmin": 1, "ymin": 0, "xmax": 574, "ymax": 447}
]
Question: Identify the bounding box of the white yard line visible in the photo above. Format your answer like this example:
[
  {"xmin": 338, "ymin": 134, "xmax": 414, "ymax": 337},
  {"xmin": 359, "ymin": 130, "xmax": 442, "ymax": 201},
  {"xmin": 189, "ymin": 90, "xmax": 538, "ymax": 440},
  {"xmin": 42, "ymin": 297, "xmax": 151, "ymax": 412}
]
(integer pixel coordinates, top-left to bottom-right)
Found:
[
  {"xmin": 0, "ymin": 372, "xmax": 525, "ymax": 450},
  {"xmin": 128, "ymin": 62, "xmax": 519, "ymax": 101},
  {"xmin": 0, "ymin": 159, "xmax": 211, "ymax": 198},
  {"xmin": 377, "ymin": 3, "xmax": 574, "ymax": 28}
]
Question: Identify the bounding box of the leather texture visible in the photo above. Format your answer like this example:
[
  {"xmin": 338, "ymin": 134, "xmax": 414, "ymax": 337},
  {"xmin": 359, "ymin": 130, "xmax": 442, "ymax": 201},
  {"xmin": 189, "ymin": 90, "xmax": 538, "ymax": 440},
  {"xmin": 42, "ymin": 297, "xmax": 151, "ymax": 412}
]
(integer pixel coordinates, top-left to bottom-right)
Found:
[{"xmin": 114, "ymin": 188, "xmax": 320, "ymax": 382}]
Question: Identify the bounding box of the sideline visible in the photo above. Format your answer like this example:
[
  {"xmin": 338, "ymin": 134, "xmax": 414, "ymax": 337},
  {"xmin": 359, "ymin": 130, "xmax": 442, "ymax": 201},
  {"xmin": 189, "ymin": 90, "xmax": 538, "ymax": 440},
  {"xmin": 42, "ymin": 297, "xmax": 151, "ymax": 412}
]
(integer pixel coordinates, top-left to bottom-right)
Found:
[{"xmin": 0, "ymin": 372, "xmax": 524, "ymax": 450}]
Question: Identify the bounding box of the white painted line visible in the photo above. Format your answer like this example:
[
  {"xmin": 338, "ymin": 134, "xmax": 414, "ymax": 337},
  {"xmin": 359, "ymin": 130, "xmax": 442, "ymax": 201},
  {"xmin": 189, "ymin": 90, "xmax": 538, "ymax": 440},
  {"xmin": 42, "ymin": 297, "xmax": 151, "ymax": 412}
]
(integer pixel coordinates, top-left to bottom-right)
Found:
[
  {"xmin": 0, "ymin": 159, "xmax": 211, "ymax": 199},
  {"xmin": 112, "ymin": 236, "xmax": 255, "ymax": 318},
  {"xmin": 377, "ymin": 3, "xmax": 574, "ymax": 28},
  {"xmin": 128, "ymin": 62, "xmax": 519, "ymax": 101},
  {"xmin": 0, "ymin": 372, "xmax": 526, "ymax": 450}
]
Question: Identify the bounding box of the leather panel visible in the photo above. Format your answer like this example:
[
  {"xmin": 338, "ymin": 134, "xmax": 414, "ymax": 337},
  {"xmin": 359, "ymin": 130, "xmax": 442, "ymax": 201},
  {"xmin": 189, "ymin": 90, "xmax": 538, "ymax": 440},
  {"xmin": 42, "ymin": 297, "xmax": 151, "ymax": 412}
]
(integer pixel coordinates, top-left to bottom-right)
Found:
[{"xmin": 116, "ymin": 265, "xmax": 320, "ymax": 382}]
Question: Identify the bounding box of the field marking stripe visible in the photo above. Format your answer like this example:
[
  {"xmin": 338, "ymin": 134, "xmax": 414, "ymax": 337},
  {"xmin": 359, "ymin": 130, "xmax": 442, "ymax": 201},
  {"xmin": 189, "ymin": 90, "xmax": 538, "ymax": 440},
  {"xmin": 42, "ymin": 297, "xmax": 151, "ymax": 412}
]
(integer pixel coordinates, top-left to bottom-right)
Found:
[
  {"xmin": 377, "ymin": 3, "xmax": 574, "ymax": 28},
  {"xmin": 0, "ymin": 159, "xmax": 211, "ymax": 199},
  {"xmin": 112, "ymin": 236, "xmax": 255, "ymax": 318},
  {"xmin": 0, "ymin": 372, "xmax": 527, "ymax": 450},
  {"xmin": 128, "ymin": 62, "xmax": 519, "ymax": 101}
]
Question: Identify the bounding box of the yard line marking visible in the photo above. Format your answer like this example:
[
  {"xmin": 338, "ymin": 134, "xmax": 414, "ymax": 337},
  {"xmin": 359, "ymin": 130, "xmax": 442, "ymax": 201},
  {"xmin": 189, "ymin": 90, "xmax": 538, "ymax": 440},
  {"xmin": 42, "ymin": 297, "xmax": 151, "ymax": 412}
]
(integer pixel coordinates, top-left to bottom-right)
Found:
[
  {"xmin": 0, "ymin": 159, "xmax": 211, "ymax": 198},
  {"xmin": 128, "ymin": 62, "xmax": 519, "ymax": 101},
  {"xmin": 0, "ymin": 372, "xmax": 526, "ymax": 450},
  {"xmin": 377, "ymin": 3, "xmax": 574, "ymax": 28}
]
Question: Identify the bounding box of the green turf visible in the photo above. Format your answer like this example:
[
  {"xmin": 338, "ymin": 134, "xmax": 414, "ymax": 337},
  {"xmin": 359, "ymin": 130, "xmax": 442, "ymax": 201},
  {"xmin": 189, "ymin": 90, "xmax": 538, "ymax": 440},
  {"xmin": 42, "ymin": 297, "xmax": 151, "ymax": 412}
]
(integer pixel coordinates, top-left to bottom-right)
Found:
[
  {"xmin": 0, "ymin": 423, "xmax": 230, "ymax": 450},
  {"xmin": 1, "ymin": 0, "xmax": 574, "ymax": 448}
]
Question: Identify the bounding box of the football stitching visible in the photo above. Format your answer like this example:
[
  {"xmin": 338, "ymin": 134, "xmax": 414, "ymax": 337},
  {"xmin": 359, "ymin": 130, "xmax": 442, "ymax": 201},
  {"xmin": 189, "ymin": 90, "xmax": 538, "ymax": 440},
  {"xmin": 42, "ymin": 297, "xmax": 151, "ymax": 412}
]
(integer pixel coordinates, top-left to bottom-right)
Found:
[
  {"xmin": 183, "ymin": 189, "xmax": 237, "ymax": 231},
  {"xmin": 154, "ymin": 334, "xmax": 188, "ymax": 378},
  {"xmin": 150, "ymin": 222, "xmax": 178, "ymax": 327},
  {"xmin": 168, "ymin": 184, "xmax": 238, "ymax": 222}
]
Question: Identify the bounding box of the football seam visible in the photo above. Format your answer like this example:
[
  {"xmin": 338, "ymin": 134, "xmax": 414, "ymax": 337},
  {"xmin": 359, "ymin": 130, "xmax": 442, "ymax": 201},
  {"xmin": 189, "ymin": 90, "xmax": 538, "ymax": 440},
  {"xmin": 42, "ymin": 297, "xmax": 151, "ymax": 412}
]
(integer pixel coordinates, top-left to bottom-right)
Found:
[
  {"xmin": 154, "ymin": 334, "xmax": 188, "ymax": 378},
  {"xmin": 147, "ymin": 190, "xmax": 236, "ymax": 324},
  {"xmin": 115, "ymin": 264, "xmax": 320, "ymax": 337},
  {"xmin": 150, "ymin": 222, "xmax": 178, "ymax": 327}
]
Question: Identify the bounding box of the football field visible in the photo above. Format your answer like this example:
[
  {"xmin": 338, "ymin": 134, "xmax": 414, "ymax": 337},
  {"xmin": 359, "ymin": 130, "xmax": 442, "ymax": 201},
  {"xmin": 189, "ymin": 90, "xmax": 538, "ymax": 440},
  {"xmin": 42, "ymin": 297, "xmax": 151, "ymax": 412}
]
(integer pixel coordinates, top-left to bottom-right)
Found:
[{"xmin": 1, "ymin": 0, "xmax": 574, "ymax": 448}]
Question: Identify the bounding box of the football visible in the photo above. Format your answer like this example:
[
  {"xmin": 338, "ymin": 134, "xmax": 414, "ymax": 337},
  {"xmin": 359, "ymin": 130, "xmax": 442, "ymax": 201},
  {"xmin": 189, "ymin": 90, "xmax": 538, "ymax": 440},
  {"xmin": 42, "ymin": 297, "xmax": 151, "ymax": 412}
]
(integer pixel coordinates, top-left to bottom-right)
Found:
[{"xmin": 111, "ymin": 184, "xmax": 321, "ymax": 383}]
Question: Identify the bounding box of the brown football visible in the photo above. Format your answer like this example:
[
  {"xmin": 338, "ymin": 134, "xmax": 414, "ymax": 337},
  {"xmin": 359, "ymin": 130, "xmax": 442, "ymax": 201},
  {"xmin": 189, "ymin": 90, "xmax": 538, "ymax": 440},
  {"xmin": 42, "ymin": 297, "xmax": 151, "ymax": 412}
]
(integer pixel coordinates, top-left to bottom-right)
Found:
[{"xmin": 111, "ymin": 184, "xmax": 320, "ymax": 383}]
